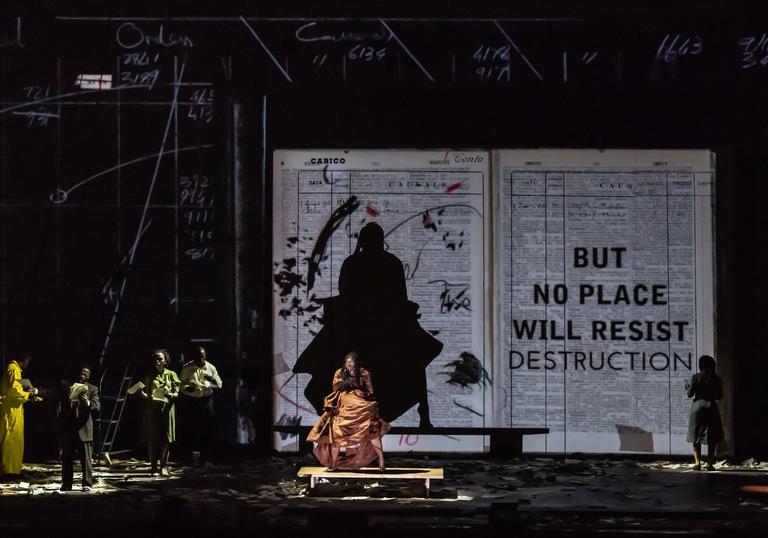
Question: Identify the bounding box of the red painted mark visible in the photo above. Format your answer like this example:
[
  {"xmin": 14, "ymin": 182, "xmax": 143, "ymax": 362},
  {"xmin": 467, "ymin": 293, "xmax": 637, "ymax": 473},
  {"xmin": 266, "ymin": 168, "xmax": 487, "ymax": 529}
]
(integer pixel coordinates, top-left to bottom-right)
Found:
[
  {"xmin": 445, "ymin": 182, "xmax": 463, "ymax": 193},
  {"xmin": 365, "ymin": 203, "xmax": 380, "ymax": 217},
  {"xmin": 399, "ymin": 434, "xmax": 419, "ymax": 446}
]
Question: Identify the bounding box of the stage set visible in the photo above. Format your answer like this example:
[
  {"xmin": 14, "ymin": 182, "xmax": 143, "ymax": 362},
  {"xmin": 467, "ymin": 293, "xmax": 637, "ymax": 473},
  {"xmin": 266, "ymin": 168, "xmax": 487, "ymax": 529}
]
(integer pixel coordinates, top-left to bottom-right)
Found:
[{"xmin": 3, "ymin": 1, "xmax": 768, "ymax": 536}]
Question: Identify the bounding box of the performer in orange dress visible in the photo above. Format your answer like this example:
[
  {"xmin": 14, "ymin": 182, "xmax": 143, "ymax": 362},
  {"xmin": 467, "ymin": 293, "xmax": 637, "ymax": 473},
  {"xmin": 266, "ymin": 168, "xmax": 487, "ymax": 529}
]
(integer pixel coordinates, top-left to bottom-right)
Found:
[{"xmin": 307, "ymin": 352, "xmax": 390, "ymax": 470}]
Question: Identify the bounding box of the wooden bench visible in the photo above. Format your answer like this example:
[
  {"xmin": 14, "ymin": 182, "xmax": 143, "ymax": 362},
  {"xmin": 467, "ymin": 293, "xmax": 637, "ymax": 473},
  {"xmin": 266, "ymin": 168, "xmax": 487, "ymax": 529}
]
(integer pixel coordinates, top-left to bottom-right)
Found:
[
  {"xmin": 298, "ymin": 466, "xmax": 443, "ymax": 497},
  {"xmin": 274, "ymin": 426, "xmax": 549, "ymax": 456}
]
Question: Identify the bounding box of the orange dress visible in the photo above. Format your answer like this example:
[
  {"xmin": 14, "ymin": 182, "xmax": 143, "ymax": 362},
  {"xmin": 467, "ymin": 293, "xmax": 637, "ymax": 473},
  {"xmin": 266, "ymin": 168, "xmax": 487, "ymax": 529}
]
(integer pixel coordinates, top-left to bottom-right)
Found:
[{"xmin": 307, "ymin": 368, "xmax": 390, "ymax": 469}]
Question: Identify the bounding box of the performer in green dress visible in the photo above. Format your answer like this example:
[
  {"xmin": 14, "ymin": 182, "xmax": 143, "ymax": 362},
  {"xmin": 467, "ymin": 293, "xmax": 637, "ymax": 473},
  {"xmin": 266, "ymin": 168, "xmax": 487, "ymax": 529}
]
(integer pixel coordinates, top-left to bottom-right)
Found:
[{"xmin": 140, "ymin": 350, "xmax": 180, "ymax": 476}]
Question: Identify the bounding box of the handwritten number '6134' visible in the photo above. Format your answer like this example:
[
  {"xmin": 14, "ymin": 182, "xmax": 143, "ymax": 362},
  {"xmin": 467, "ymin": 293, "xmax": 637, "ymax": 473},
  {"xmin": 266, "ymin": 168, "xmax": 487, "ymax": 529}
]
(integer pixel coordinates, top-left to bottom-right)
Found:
[{"xmin": 347, "ymin": 45, "xmax": 386, "ymax": 62}]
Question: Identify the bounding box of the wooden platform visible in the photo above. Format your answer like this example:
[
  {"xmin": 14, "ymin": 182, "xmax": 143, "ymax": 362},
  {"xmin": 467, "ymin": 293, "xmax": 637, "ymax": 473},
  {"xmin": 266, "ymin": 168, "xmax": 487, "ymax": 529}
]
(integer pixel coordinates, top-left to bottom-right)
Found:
[{"xmin": 298, "ymin": 466, "xmax": 443, "ymax": 497}]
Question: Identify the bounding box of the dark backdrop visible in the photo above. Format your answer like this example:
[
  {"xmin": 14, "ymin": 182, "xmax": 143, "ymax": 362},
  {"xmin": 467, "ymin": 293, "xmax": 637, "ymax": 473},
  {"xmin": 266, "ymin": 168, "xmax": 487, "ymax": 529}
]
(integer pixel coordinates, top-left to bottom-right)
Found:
[{"xmin": 1, "ymin": 0, "xmax": 764, "ymax": 457}]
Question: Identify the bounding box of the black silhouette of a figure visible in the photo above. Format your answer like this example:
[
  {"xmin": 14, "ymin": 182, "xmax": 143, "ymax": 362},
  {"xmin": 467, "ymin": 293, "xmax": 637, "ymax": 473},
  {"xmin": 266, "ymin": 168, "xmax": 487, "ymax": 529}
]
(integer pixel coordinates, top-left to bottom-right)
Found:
[{"xmin": 294, "ymin": 222, "xmax": 443, "ymax": 427}]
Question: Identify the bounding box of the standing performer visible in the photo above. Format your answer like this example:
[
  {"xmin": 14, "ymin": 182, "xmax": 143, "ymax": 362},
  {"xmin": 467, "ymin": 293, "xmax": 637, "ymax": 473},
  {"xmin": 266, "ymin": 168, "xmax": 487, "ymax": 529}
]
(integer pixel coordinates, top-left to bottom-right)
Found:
[
  {"xmin": 179, "ymin": 346, "xmax": 222, "ymax": 465},
  {"xmin": 139, "ymin": 350, "xmax": 180, "ymax": 476},
  {"xmin": 58, "ymin": 364, "xmax": 100, "ymax": 491},
  {"xmin": 0, "ymin": 351, "xmax": 40, "ymax": 477},
  {"xmin": 685, "ymin": 354, "xmax": 724, "ymax": 471},
  {"xmin": 307, "ymin": 352, "xmax": 390, "ymax": 471}
]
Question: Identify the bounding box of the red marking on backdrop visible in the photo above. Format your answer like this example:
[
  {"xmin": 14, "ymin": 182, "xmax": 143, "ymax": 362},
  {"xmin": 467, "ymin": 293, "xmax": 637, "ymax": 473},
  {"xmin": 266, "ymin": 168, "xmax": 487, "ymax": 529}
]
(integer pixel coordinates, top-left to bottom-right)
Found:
[
  {"xmin": 365, "ymin": 203, "xmax": 380, "ymax": 217},
  {"xmin": 399, "ymin": 434, "xmax": 419, "ymax": 446}
]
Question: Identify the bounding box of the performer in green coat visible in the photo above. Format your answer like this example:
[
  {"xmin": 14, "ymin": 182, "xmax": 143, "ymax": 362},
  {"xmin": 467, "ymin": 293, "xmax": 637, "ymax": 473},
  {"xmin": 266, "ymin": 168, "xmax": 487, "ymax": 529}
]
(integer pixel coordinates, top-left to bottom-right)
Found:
[{"xmin": 140, "ymin": 350, "xmax": 180, "ymax": 476}]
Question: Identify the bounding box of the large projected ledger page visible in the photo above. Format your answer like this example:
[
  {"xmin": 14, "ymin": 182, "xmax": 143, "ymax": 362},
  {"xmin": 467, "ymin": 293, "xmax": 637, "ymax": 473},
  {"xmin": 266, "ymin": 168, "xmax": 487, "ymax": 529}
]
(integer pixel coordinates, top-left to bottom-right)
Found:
[
  {"xmin": 273, "ymin": 150, "xmax": 491, "ymax": 452},
  {"xmin": 494, "ymin": 149, "xmax": 715, "ymax": 454}
]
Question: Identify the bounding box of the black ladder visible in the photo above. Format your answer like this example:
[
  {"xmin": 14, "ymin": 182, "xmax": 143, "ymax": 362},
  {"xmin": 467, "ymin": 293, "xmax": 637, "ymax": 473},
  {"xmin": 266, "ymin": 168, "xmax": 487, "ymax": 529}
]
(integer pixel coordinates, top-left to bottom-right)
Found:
[{"xmin": 95, "ymin": 361, "xmax": 133, "ymax": 465}]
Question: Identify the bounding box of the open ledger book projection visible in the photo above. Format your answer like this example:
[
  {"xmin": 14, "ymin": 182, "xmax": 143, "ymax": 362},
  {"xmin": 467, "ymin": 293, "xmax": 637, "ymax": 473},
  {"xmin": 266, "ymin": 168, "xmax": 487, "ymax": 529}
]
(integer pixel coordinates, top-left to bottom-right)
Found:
[
  {"xmin": 273, "ymin": 149, "xmax": 716, "ymax": 455},
  {"xmin": 274, "ymin": 150, "xmax": 489, "ymax": 451}
]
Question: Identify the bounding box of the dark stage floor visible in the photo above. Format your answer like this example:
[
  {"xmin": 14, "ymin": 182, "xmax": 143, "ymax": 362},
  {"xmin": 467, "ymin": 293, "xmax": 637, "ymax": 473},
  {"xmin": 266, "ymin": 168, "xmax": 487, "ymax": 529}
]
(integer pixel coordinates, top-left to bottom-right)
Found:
[{"xmin": 2, "ymin": 454, "xmax": 768, "ymax": 536}]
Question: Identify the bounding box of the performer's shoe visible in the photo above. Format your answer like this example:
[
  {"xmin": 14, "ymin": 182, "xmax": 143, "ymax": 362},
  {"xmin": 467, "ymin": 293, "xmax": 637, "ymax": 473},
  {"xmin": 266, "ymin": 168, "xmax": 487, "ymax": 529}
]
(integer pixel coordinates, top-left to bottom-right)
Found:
[
  {"xmin": 160, "ymin": 467, "xmax": 170, "ymax": 477},
  {"xmin": 82, "ymin": 486, "xmax": 92, "ymax": 492},
  {"xmin": 60, "ymin": 485, "xmax": 73, "ymax": 491},
  {"xmin": 706, "ymin": 463, "xmax": 716, "ymax": 471},
  {"xmin": 692, "ymin": 463, "xmax": 701, "ymax": 471}
]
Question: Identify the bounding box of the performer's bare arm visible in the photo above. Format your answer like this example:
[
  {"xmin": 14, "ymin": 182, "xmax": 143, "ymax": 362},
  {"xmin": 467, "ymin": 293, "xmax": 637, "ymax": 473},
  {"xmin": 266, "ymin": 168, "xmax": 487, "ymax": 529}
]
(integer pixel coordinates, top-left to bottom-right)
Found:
[{"xmin": 332, "ymin": 369, "xmax": 344, "ymax": 392}]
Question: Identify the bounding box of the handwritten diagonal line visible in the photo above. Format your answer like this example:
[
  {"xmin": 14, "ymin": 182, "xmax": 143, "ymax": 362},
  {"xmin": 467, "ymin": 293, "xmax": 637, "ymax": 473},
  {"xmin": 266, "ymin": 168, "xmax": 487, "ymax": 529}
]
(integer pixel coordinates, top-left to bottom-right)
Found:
[
  {"xmin": 379, "ymin": 19, "xmax": 435, "ymax": 82},
  {"xmin": 58, "ymin": 16, "xmax": 584, "ymax": 22},
  {"xmin": 100, "ymin": 220, "xmax": 153, "ymax": 297},
  {"xmin": 12, "ymin": 111, "xmax": 60, "ymax": 118},
  {"xmin": 240, "ymin": 16, "xmax": 293, "ymax": 83},
  {"xmin": 275, "ymin": 383, "xmax": 317, "ymax": 416},
  {"xmin": 493, "ymin": 20, "xmax": 544, "ymax": 81},
  {"xmin": 53, "ymin": 144, "xmax": 214, "ymax": 203},
  {"xmin": 128, "ymin": 61, "xmax": 185, "ymax": 264},
  {"xmin": 0, "ymin": 84, "xmax": 169, "ymax": 116},
  {"xmin": 385, "ymin": 203, "xmax": 482, "ymax": 238},
  {"xmin": 99, "ymin": 60, "xmax": 187, "ymax": 367}
]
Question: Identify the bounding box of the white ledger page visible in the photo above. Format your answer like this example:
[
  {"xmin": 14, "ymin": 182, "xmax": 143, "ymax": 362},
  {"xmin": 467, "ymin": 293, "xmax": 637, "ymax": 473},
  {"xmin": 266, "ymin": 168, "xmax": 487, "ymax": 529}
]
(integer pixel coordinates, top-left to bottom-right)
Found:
[
  {"xmin": 493, "ymin": 149, "xmax": 715, "ymax": 455},
  {"xmin": 273, "ymin": 149, "xmax": 491, "ymax": 452}
]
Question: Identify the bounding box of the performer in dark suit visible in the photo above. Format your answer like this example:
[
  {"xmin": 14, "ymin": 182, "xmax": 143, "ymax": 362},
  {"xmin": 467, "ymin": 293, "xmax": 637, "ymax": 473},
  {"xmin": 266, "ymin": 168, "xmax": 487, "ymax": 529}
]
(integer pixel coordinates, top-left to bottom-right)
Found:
[{"xmin": 58, "ymin": 364, "xmax": 100, "ymax": 491}]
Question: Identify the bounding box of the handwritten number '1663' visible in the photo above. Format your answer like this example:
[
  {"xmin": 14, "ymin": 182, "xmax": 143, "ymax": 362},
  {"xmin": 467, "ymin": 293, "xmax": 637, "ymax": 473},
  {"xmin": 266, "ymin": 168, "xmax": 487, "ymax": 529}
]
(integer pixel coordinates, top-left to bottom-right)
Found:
[{"xmin": 656, "ymin": 34, "xmax": 703, "ymax": 63}]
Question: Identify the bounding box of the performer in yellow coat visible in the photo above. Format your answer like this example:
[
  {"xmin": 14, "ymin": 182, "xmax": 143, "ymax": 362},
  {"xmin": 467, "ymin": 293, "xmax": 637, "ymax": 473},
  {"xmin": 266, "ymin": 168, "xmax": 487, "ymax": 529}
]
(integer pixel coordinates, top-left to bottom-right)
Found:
[{"xmin": 0, "ymin": 352, "xmax": 38, "ymax": 476}]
